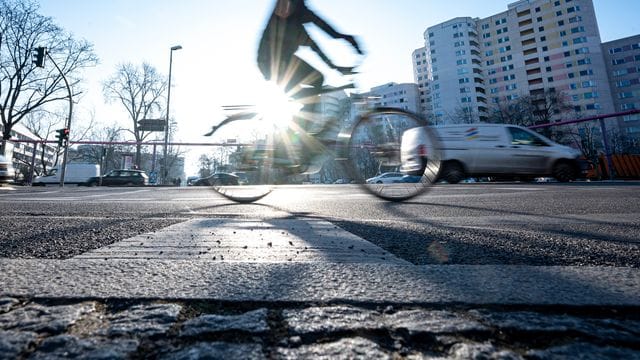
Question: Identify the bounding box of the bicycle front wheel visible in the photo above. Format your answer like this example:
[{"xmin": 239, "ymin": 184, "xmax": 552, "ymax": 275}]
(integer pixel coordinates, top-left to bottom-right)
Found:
[
  {"xmin": 204, "ymin": 116, "xmax": 275, "ymax": 203},
  {"xmin": 344, "ymin": 107, "xmax": 441, "ymax": 201}
]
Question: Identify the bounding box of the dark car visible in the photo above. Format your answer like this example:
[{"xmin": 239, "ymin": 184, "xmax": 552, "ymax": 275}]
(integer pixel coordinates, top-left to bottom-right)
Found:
[
  {"xmin": 192, "ymin": 172, "xmax": 239, "ymax": 186},
  {"xmin": 85, "ymin": 169, "xmax": 149, "ymax": 186}
]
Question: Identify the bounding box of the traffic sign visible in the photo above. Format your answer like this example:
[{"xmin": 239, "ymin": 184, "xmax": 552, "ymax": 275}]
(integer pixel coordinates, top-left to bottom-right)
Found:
[{"xmin": 137, "ymin": 119, "xmax": 166, "ymax": 132}]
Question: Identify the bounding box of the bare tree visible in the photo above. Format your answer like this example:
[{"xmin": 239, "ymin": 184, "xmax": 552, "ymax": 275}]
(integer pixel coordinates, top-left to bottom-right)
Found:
[
  {"xmin": 0, "ymin": 0, "xmax": 97, "ymax": 154},
  {"xmin": 450, "ymin": 105, "xmax": 479, "ymax": 124},
  {"xmin": 103, "ymin": 62, "xmax": 168, "ymax": 168}
]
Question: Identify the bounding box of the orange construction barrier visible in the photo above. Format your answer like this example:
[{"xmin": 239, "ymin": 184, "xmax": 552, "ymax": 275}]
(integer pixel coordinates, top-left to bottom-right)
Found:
[{"xmin": 597, "ymin": 154, "xmax": 640, "ymax": 179}]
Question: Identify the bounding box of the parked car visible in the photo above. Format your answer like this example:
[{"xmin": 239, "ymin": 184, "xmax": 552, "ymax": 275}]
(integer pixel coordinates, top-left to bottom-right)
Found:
[
  {"xmin": 84, "ymin": 169, "xmax": 149, "ymax": 186},
  {"xmin": 365, "ymin": 172, "xmax": 406, "ymax": 184},
  {"xmin": 33, "ymin": 163, "xmax": 100, "ymax": 186},
  {"xmin": 192, "ymin": 172, "xmax": 239, "ymax": 186},
  {"xmin": 401, "ymin": 124, "xmax": 586, "ymax": 184},
  {"xmin": 231, "ymin": 172, "xmax": 249, "ymax": 185},
  {"xmin": 0, "ymin": 155, "xmax": 16, "ymax": 184},
  {"xmin": 401, "ymin": 174, "xmax": 423, "ymax": 183}
]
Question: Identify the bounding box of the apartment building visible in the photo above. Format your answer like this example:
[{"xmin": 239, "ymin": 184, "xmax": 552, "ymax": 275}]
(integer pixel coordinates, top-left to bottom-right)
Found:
[
  {"xmin": 416, "ymin": 0, "xmax": 615, "ymax": 125},
  {"xmin": 361, "ymin": 82, "xmax": 421, "ymax": 114},
  {"xmin": 602, "ymin": 34, "xmax": 640, "ymax": 142},
  {"xmin": 412, "ymin": 47, "xmax": 432, "ymax": 117}
]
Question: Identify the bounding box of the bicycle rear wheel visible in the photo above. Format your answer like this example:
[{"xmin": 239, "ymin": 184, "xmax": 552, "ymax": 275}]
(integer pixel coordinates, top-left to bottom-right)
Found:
[
  {"xmin": 344, "ymin": 107, "xmax": 441, "ymax": 201},
  {"xmin": 204, "ymin": 116, "xmax": 276, "ymax": 203}
]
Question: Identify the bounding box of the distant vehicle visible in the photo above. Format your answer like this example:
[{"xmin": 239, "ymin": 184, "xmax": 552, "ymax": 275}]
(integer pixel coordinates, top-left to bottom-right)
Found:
[
  {"xmin": 401, "ymin": 124, "xmax": 587, "ymax": 184},
  {"xmin": 84, "ymin": 169, "xmax": 149, "ymax": 186},
  {"xmin": 33, "ymin": 163, "xmax": 100, "ymax": 186},
  {"xmin": 231, "ymin": 172, "xmax": 249, "ymax": 185},
  {"xmin": 400, "ymin": 174, "xmax": 422, "ymax": 183},
  {"xmin": 0, "ymin": 155, "xmax": 16, "ymax": 184},
  {"xmin": 333, "ymin": 178, "xmax": 350, "ymax": 184},
  {"xmin": 186, "ymin": 176, "xmax": 200, "ymax": 186},
  {"xmin": 366, "ymin": 172, "xmax": 405, "ymax": 184},
  {"xmin": 192, "ymin": 172, "xmax": 239, "ymax": 186}
]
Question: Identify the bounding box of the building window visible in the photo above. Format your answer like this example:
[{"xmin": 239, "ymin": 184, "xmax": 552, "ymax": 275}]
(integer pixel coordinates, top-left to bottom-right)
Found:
[
  {"xmin": 569, "ymin": 16, "xmax": 582, "ymax": 23},
  {"xmin": 619, "ymin": 92, "xmax": 634, "ymax": 99},
  {"xmin": 573, "ymin": 36, "xmax": 587, "ymax": 44},
  {"xmin": 613, "ymin": 69, "xmax": 629, "ymax": 76},
  {"xmin": 577, "ymin": 58, "xmax": 591, "ymax": 65},
  {"xmin": 571, "ymin": 26, "xmax": 585, "ymax": 33},
  {"xmin": 621, "ymin": 103, "xmax": 636, "ymax": 110}
]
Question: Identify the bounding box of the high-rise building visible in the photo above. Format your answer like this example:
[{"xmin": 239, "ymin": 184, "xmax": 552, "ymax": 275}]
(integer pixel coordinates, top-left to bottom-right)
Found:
[
  {"xmin": 602, "ymin": 35, "xmax": 640, "ymax": 143},
  {"xmin": 415, "ymin": 0, "xmax": 615, "ymax": 126},
  {"xmin": 412, "ymin": 47, "xmax": 432, "ymax": 117}
]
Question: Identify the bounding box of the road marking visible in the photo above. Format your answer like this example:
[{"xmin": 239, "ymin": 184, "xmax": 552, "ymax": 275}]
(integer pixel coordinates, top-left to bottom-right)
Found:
[{"xmin": 75, "ymin": 218, "xmax": 410, "ymax": 264}]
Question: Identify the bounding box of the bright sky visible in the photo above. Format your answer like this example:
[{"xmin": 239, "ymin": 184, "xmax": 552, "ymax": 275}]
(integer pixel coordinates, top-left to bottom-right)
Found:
[{"xmin": 38, "ymin": 0, "xmax": 640, "ymax": 174}]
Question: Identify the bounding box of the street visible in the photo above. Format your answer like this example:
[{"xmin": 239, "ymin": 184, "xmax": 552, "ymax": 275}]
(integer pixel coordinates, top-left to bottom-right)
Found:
[
  {"xmin": 1, "ymin": 183, "xmax": 638, "ymax": 266},
  {"xmin": 0, "ymin": 182, "xmax": 639, "ymax": 358}
]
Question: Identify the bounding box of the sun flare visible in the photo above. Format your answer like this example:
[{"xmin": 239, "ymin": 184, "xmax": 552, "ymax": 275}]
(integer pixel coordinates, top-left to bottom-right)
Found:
[{"xmin": 256, "ymin": 83, "xmax": 303, "ymax": 129}]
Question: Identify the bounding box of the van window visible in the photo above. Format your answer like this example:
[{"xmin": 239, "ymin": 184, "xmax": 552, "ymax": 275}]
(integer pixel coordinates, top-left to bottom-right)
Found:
[{"xmin": 508, "ymin": 127, "xmax": 548, "ymax": 146}]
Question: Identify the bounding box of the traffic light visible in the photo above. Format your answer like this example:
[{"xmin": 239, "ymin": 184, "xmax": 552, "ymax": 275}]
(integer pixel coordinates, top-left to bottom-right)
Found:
[
  {"xmin": 55, "ymin": 128, "xmax": 69, "ymax": 147},
  {"xmin": 33, "ymin": 47, "xmax": 47, "ymax": 68}
]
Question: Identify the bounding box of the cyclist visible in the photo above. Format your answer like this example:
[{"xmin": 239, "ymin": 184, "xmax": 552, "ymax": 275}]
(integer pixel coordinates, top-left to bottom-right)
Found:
[{"xmin": 257, "ymin": 0, "xmax": 363, "ymax": 101}]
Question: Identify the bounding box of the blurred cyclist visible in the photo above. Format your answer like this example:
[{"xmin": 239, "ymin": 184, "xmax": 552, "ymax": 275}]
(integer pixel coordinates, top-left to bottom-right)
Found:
[{"xmin": 257, "ymin": 0, "xmax": 363, "ymax": 107}]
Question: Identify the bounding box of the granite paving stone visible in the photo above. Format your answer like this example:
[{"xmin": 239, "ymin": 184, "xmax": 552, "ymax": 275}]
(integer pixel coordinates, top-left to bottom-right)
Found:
[
  {"xmin": 385, "ymin": 309, "xmax": 489, "ymax": 335},
  {"xmin": 100, "ymin": 303, "xmax": 182, "ymax": 337},
  {"xmin": 283, "ymin": 305, "xmax": 383, "ymax": 334},
  {"xmin": 0, "ymin": 297, "xmax": 19, "ymax": 313},
  {"xmin": 526, "ymin": 342, "xmax": 640, "ymax": 360},
  {"xmin": 275, "ymin": 337, "xmax": 391, "ymax": 360},
  {"xmin": 0, "ymin": 330, "xmax": 38, "ymax": 359},
  {"xmin": 0, "ymin": 302, "xmax": 96, "ymax": 334},
  {"xmin": 29, "ymin": 334, "xmax": 139, "ymax": 360},
  {"xmin": 158, "ymin": 342, "xmax": 264, "ymax": 360},
  {"xmin": 180, "ymin": 308, "xmax": 269, "ymax": 337}
]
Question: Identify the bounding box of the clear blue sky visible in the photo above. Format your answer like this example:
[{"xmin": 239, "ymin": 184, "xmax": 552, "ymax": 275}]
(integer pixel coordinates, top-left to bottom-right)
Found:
[{"xmin": 37, "ymin": 0, "xmax": 640, "ymax": 172}]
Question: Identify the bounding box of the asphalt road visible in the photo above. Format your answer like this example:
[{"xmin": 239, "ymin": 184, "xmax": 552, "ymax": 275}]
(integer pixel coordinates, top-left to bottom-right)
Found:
[{"xmin": 1, "ymin": 182, "xmax": 638, "ymax": 267}]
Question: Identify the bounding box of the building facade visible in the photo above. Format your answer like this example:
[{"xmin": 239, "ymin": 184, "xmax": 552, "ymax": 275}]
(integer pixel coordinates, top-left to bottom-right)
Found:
[
  {"xmin": 361, "ymin": 82, "xmax": 421, "ymax": 114},
  {"xmin": 416, "ymin": 0, "xmax": 615, "ymax": 126},
  {"xmin": 602, "ymin": 34, "xmax": 640, "ymax": 143}
]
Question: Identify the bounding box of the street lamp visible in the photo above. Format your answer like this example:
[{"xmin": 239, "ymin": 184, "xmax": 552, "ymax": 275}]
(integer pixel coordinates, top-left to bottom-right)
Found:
[{"xmin": 163, "ymin": 44, "xmax": 182, "ymax": 184}]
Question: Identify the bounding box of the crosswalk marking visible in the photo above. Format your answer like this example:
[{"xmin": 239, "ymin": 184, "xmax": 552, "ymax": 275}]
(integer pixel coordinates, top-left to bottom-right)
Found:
[{"xmin": 74, "ymin": 218, "xmax": 410, "ymax": 264}]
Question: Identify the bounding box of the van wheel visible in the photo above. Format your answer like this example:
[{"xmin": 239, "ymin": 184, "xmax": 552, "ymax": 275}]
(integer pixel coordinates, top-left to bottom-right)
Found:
[
  {"xmin": 441, "ymin": 162, "xmax": 465, "ymax": 184},
  {"xmin": 553, "ymin": 161, "xmax": 575, "ymax": 182}
]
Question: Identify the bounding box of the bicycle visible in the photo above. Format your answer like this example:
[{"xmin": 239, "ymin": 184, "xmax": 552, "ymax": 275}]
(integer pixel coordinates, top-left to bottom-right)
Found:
[{"xmin": 203, "ymin": 78, "xmax": 442, "ymax": 203}]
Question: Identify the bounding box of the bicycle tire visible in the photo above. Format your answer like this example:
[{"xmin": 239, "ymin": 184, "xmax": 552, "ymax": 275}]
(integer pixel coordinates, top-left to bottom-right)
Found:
[
  {"xmin": 343, "ymin": 107, "xmax": 441, "ymax": 201},
  {"xmin": 205, "ymin": 116, "xmax": 274, "ymax": 203}
]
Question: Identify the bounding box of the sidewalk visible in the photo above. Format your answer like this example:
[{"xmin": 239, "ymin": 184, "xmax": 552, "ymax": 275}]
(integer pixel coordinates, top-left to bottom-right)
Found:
[{"xmin": 1, "ymin": 260, "xmax": 639, "ymax": 359}]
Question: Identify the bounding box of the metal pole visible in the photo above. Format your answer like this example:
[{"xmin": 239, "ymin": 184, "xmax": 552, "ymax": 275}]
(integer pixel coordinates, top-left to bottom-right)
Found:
[
  {"xmin": 598, "ymin": 118, "xmax": 615, "ymax": 180},
  {"xmin": 163, "ymin": 45, "xmax": 181, "ymax": 184},
  {"xmin": 46, "ymin": 51, "xmax": 73, "ymax": 187}
]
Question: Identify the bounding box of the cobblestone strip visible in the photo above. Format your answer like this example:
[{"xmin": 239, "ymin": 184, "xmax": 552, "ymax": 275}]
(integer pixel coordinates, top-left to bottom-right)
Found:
[{"xmin": 1, "ymin": 298, "xmax": 638, "ymax": 359}]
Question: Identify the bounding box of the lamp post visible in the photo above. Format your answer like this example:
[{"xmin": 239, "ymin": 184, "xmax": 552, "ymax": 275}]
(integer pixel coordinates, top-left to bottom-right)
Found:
[{"xmin": 163, "ymin": 45, "xmax": 182, "ymax": 184}]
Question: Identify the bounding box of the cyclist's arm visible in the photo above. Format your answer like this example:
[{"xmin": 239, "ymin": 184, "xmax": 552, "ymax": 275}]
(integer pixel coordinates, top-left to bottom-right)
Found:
[{"xmin": 302, "ymin": 10, "xmax": 363, "ymax": 54}]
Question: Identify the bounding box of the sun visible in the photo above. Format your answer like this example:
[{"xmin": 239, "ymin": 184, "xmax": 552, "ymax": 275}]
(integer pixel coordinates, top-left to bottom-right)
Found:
[{"xmin": 255, "ymin": 82, "xmax": 303, "ymax": 129}]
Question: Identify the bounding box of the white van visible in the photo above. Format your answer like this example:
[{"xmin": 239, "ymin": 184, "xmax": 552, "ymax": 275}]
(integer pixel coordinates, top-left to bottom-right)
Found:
[
  {"xmin": 33, "ymin": 163, "xmax": 100, "ymax": 186},
  {"xmin": 401, "ymin": 124, "xmax": 585, "ymax": 183}
]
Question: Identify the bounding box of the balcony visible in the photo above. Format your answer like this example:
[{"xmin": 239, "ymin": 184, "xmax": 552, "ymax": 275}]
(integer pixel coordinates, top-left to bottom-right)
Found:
[{"xmin": 520, "ymin": 28, "xmax": 535, "ymax": 36}]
